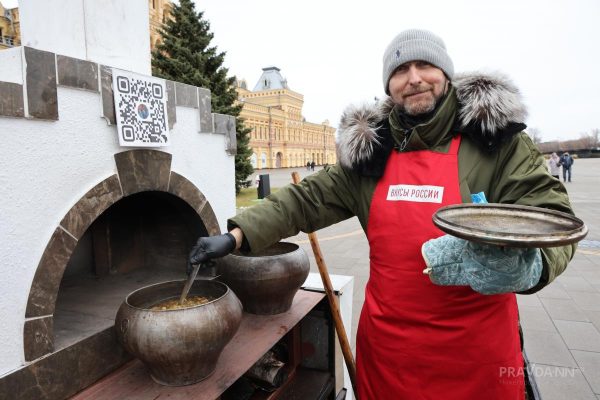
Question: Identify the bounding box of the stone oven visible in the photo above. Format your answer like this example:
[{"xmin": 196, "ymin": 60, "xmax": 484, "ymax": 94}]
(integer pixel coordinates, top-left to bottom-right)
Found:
[
  {"xmin": 0, "ymin": 1, "xmax": 238, "ymax": 397},
  {"xmin": 0, "ymin": 2, "xmax": 355, "ymax": 399}
]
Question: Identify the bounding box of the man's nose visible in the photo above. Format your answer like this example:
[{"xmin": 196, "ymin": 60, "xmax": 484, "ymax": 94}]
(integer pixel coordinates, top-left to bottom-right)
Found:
[{"xmin": 407, "ymin": 65, "xmax": 422, "ymax": 85}]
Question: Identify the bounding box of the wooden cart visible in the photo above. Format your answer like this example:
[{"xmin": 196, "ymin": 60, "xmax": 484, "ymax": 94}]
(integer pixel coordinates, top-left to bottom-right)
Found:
[{"xmin": 71, "ymin": 290, "xmax": 346, "ymax": 400}]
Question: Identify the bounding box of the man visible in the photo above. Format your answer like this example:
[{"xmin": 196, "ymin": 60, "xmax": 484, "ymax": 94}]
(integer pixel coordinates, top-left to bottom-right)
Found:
[
  {"xmin": 189, "ymin": 29, "xmax": 575, "ymax": 399},
  {"xmin": 560, "ymin": 151, "xmax": 574, "ymax": 182}
]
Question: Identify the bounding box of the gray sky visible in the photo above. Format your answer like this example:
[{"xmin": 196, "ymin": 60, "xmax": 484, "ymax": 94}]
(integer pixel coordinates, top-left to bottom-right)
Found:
[
  {"xmin": 5, "ymin": 0, "xmax": 598, "ymax": 141},
  {"xmin": 194, "ymin": 0, "xmax": 599, "ymax": 142}
]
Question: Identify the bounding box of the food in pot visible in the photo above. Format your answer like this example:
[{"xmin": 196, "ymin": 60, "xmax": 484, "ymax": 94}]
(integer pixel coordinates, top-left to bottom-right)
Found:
[{"xmin": 150, "ymin": 296, "xmax": 212, "ymax": 311}]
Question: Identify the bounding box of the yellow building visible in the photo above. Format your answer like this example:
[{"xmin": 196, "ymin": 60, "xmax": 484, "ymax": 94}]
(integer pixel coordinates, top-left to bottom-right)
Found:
[
  {"xmin": 148, "ymin": 0, "xmax": 171, "ymax": 50},
  {"xmin": 0, "ymin": 1, "xmax": 19, "ymax": 49},
  {"xmin": 238, "ymin": 67, "xmax": 337, "ymax": 169},
  {"xmin": 0, "ymin": 1, "xmax": 167, "ymax": 51}
]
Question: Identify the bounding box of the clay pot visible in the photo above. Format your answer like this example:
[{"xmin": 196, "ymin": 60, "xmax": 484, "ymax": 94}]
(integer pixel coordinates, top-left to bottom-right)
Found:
[
  {"xmin": 218, "ymin": 242, "xmax": 310, "ymax": 315},
  {"xmin": 115, "ymin": 279, "xmax": 242, "ymax": 386}
]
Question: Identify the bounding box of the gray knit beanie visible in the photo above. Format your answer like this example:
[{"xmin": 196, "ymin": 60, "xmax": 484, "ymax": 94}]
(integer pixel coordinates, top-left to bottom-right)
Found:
[{"xmin": 382, "ymin": 29, "xmax": 454, "ymax": 94}]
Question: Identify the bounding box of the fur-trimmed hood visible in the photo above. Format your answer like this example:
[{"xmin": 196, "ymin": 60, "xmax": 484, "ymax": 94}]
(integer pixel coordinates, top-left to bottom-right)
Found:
[{"xmin": 336, "ymin": 71, "xmax": 528, "ymax": 171}]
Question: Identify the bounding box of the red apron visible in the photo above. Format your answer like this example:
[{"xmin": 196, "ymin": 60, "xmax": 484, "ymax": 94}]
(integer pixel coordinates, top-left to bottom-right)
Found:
[{"xmin": 357, "ymin": 136, "xmax": 524, "ymax": 399}]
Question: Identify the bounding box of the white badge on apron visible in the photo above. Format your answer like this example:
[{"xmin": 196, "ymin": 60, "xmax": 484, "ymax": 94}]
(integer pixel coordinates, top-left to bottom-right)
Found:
[{"xmin": 386, "ymin": 184, "xmax": 444, "ymax": 203}]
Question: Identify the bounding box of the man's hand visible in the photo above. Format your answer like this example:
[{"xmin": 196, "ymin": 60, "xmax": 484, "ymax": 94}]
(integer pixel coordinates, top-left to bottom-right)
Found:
[
  {"xmin": 187, "ymin": 233, "xmax": 237, "ymax": 275},
  {"xmin": 421, "ymin": 235, "xmax": 542, "ymax": 294}
]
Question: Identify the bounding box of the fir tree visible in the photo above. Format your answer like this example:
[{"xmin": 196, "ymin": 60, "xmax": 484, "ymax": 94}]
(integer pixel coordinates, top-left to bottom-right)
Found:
[{"xmin": 152, "ymin": 0, "xmax": 253, "ymax": 194}]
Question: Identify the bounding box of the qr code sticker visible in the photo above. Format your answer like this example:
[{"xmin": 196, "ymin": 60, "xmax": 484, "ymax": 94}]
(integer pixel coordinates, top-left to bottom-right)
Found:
[{"xmin": 112, "ymin": 69, "xmax": 170, "ymax": 147}]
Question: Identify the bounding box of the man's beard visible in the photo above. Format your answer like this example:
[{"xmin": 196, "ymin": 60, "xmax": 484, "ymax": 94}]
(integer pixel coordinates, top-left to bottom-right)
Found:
[
  {"xmin": 398, "ymin": 82, "xmax": 447, "ymax": 116},
  {"xmin": 399, "ymin": 91, "xmax": 438, "ymax": 116}
]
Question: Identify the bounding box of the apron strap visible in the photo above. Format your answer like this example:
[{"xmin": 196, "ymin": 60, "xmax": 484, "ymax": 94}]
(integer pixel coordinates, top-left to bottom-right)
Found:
[{"xmin": 448, "ymin": 134, "xmax": 462, "ymax": 155}]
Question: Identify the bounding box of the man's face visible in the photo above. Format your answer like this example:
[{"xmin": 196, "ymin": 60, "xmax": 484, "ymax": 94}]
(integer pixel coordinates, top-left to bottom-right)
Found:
[{"xmin": 388, "ymin": 61, "xmax": 448, "ymax": 116}]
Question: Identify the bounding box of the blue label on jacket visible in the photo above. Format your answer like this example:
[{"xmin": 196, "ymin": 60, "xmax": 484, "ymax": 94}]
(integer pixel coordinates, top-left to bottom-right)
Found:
[{"xmin": 471, "ymin": 192, "xmax": 488, "ymax": 204}]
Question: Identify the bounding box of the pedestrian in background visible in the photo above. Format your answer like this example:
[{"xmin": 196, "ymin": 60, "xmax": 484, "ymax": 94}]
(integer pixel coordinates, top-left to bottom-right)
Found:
[
  {"xmin": 560, "ymin": 152, "xmax": 574, "ymax": 182},
  {"xmin": 548, "ymin": 152, "xmax": 561, "ymax": 180},
  {"xmin": 310, "ymin": 161, "xmax": 315, "ymax": 171}
]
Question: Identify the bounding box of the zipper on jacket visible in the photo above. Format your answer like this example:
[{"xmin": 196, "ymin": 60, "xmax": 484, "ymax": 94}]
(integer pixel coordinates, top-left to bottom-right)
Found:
[{"xmin": 394, "ymin": 129, "xmax": 411, "ymax": 151}]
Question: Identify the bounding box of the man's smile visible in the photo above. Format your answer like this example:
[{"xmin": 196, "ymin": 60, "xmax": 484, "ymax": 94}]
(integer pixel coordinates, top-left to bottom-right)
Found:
[{"xmin": 404, "ymin": 90, "xmax": 431, "ymax": 99}]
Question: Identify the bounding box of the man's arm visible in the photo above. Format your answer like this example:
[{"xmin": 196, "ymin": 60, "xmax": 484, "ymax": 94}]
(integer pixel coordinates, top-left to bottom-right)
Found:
[
  {"xmin": 423, "ymin": 132, "xmax": 576, "ymax": 294},
  {"xmin": 227, "ymin": 164, "xmax": 359, "ymax": 253},
  {"xmin": 489, "ymin": 133, "xmax": 576, "ymax": 293}
]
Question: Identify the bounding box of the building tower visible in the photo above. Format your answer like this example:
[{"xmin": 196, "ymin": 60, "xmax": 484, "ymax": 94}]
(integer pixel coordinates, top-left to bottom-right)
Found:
[{"xmin": 237, "ymin": 67, "xmax": 337, "ymax": 169}]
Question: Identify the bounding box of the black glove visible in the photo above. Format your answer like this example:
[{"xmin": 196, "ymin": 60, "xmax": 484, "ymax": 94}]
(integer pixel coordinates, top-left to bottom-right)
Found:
[{"xmin": 187, "ymin": 233, "xmax": 237, "ymax": 274}]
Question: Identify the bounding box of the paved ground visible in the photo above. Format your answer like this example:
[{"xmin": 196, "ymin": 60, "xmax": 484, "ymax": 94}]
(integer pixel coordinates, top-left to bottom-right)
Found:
[{"xmin": 248, "ymin": 159, "xmax": 600, "ymax": 399}]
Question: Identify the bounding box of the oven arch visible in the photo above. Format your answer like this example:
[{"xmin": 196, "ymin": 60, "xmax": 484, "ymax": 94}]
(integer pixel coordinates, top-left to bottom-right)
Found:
[{"xmin": 23, "ymin": 149, "xmax": 221, "ymax": 361}]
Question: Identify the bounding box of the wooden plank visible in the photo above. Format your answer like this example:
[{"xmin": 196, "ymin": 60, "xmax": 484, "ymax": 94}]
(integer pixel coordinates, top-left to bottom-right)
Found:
[
  {"xmin": 289, "ymin": 324, "xmax": 303, "ymax": 369},
  {"xmin": 71, "ymin": 290, "xmax": 325, "ymax": 400}
]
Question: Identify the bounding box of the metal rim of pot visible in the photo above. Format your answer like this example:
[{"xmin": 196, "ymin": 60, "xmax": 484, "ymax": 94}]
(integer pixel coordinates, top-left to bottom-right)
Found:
[{"xmin": 227, "ymin": 242, "xmax": 301, "ymax": 259}]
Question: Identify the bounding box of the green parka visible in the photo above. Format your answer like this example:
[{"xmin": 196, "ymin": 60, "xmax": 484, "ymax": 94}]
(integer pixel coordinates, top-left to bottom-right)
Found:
[{"xmin": 229, "ymin": 72, "xmax": 575, "ymax": 293}]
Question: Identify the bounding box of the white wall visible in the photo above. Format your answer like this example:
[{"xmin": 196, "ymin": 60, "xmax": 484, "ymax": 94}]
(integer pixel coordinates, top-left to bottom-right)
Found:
[
  {"xmin": 83, "ymin": 0, "xmax": 151, "ymax": 75},
  {"xmin": 19, "ymin": 0, "xmax": 87, "ymax": 60},
  {"xmin": 0, "ymin": 46, "xmax": 23, "ymax": 84},
  {"xmin": 19, "ymin": 0, "xmax": 151, "ymax": 75},
  {"xmin": 0, "ymin": 86, "xmax": 235, "ymax": 376}
]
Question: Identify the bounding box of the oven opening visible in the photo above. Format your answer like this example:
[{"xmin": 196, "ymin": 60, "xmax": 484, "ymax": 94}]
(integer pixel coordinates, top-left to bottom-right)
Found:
[{"xmin": 54, "ymin": 191, "xmax": 207, "ymax": 350}]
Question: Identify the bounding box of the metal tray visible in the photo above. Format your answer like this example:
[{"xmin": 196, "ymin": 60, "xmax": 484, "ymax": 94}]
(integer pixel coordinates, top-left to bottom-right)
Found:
[{"xmin": 432, "ymin": 204, "xmax": 588, "ymax": 248}]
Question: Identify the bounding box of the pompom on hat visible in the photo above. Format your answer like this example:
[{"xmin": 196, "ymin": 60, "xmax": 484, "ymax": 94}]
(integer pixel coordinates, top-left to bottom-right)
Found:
[{"xmin": 382, "ymin": 29, "xmax": 454, "ymax": 94}]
